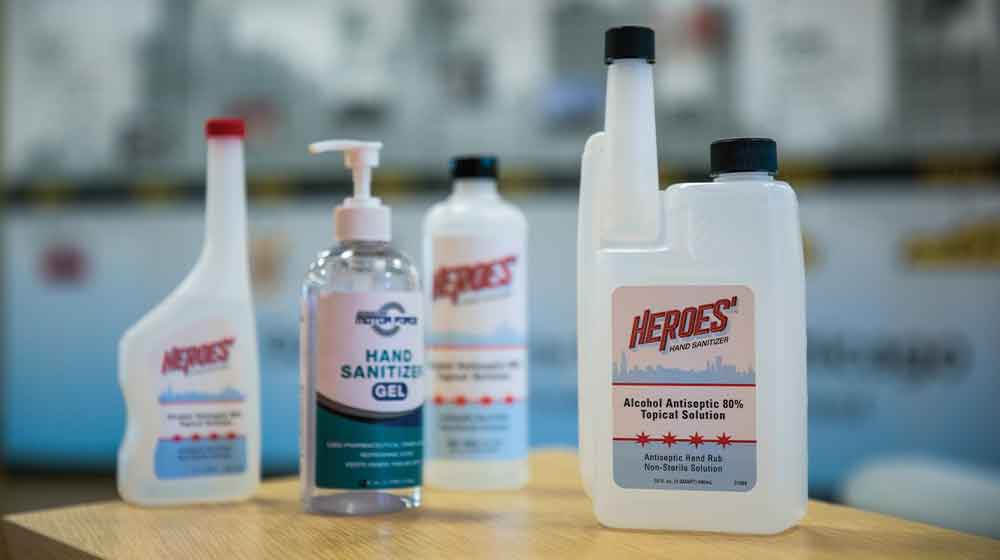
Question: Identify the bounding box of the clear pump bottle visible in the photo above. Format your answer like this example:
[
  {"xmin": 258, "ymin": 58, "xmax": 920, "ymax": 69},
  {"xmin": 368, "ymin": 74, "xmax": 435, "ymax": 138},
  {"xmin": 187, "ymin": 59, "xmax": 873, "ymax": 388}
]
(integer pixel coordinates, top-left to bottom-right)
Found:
[{"xmin": 300, "ymin": 140, "xmax": 424, "ymax": 515}]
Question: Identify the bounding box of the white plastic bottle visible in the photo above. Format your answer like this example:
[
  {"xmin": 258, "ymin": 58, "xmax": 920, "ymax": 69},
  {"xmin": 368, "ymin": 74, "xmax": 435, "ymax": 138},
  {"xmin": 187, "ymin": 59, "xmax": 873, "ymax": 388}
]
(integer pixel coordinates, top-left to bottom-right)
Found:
[
  {"xmin": 118, "ymin": 118, "xmax": 261, "ymax": 506},
  {"xmin": 578, "ymin": 27, "xmax": 807, "ymax": 533},
  {"xmin": 300, "ymin": 140, "xmax": 424, "ymax": 514},
  {"xmin": 423, "ymin": 156, "xmax": 529, "ymax": 490}
]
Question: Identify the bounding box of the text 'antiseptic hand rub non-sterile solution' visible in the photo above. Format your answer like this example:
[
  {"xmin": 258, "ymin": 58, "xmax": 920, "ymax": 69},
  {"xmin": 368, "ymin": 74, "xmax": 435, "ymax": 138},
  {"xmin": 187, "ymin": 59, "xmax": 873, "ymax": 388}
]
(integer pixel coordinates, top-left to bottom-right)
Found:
[
  {"xmin": 300, "ymin": 140, "xmax": 424, "ymax": 515},
  {"xmin": 423, "ymin": 156, "xmax": 529, "ymax": 490},
  {"xmin": 118, "ymin": 118, "xmax": 261, "ymax": 506},
  {"xmin": 578, "ymin": 27, "xmax": 807, "ymax": 533}
]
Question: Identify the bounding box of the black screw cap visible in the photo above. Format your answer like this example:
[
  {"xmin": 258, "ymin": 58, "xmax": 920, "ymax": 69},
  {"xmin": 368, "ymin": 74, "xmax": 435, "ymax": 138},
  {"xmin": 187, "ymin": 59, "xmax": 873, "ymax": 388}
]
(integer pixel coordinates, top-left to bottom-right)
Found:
[
  {"xmin": 710, "ymin": 138, "xmax": 778, "ymax": 177},
  {"xmin": 451, "ymin": 155, "xmax": 498, "ymax": 180},
  {"xmin": 605, "ymin": 26, "xmax": 655, "ymax": 65}
]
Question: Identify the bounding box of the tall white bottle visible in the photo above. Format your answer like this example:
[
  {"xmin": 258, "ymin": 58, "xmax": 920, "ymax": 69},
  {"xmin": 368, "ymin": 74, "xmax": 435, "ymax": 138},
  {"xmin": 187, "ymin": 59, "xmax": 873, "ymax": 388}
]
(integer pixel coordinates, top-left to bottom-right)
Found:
[
  {"xmin": 118, "ymin": 118, "xmax": 261, "ymax": 506},
  {"xmin": 578, "ymin": 27, "xmax": 807, "ymax": 533},
  {"xmin": 300, "ymin": 140, "xmax": 424, "ymax": 514},
  {"xmin": 423, "ymin": 156, "xmax": 529, "ymax": 490}
]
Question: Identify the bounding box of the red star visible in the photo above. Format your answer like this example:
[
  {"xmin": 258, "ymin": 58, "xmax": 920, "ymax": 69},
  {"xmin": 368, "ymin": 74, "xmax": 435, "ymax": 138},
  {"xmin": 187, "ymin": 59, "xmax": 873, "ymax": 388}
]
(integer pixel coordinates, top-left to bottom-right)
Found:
[
  {"xmin": 191, "ymin": 434, "xmax": 201, "ymax": 441},
  {"xmin": 455, "ymin": 395, "xmax": 468, "ymax": 406},
  {"xmin": 689, "ymin": 432, "xmax": 704, "ymax": 447},
  {"xmin": 227, "ymin": 432, "xmax": 237, "ymax": 439},
  {"xmin": 209, "ymin": 433, "xmax": 219, "ymax": 440},
  {"xmin": 503, "ymin": 395, "xmax": 516, "ymax": 404},
  {"xmin": 172, "ymin": 434, "xmax": 182, "ymax": 442},
  {"xmin": 715, "ymin": 433, "xmax": 732, "ymax": 447},
  {"xmin": 661, "ymin": 432, "xmax": 678, "ymax": 447},
  {"xmin": 480, "ymin": 395, "xmax": 494, "ymax": 406},
  {"xmin": 433, "ymin": 394, "xmax": 446, "ymax": 406},
  {"xmin": 636, "ymin": 432, "xmax": 651, "ymax": 447}
]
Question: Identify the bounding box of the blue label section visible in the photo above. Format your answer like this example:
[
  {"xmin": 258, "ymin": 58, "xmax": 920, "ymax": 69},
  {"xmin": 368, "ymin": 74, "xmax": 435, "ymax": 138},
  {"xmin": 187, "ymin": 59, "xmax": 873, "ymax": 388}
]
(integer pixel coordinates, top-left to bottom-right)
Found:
[
  {"xmin": 315, "ymin": 404, "xmax": 422, "ymax": 489},
  {"xmin": 427, "ymin": 401, "xmax": 527, "ymax": 461},
  {"xmin": 613, "ymin": 440, "xmax": 756, "ymax": 491},
  {"xmin": 154, "ymin": 437, "xmax": 246, "ymax": 479}
]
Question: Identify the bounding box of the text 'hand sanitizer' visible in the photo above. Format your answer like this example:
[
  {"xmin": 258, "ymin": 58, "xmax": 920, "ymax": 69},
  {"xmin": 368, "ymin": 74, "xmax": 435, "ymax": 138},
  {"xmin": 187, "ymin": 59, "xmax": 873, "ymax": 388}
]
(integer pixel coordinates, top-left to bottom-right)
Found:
[
  {"xmin": 578, "ymin": 27, "xmax": 807, "ymax": 534},
  {"xmin": 423, "ymin": 156, "xmax": 529, "ymax": 490},
  {"xmin": 300, "ymin": 140, "xmax": 424, "ymax": 515},
  {"xmin": 118, "ymin": 118, "xmax": 261, "ymax": 506}
]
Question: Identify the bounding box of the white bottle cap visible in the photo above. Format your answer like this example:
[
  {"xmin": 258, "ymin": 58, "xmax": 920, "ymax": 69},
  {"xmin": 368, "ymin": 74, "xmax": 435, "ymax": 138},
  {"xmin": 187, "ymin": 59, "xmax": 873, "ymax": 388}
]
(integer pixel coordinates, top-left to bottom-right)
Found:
[{"xmin": 309, "ymin": 139, "xmax": 390, "ymax": 242}]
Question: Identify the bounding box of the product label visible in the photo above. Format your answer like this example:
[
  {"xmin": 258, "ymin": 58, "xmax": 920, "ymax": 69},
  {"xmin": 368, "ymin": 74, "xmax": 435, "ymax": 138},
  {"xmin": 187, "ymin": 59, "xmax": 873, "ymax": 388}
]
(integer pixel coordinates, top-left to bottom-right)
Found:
[
  {"xmin": 154, "ymin": 319, "xmax": 247, "ymax": 479},
  {"xmin": 427, "ymin": 236, "xmax": 527, "ymax": 461},
  {"xmin": 612, "ymin": 285, "xmax": 756, "ymax": 491},
  {"xmin": 314, "ymin": 292, "xmax": 423, "ymax": 489}
]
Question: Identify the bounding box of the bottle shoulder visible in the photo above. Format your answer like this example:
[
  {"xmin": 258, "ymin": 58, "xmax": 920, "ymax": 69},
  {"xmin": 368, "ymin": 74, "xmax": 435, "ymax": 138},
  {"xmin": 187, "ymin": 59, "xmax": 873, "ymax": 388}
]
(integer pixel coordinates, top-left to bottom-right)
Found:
[
  {"xmin": 312, "ymin": 240, "xmax": 416, "ymax": 261},
  {"xmin": 120, "ymin": 289, "xmax": 256, "ymax": 364},
  {"xmin": 666, "ymin": 179, "xmax": 797, "ymax": 199},
  {"xmin": 423, "ymin": 195, "xmax": 527, "ymax": 234},
  {"xmin": 304, "ymin": 240, "xmax": 419, "ymax": 292}
]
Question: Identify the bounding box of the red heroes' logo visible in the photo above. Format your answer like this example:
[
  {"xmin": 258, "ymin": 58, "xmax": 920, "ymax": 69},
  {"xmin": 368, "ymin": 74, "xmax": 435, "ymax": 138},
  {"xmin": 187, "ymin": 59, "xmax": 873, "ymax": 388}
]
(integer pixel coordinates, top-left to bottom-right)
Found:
[
  {"xmin": 628, "ymin": 296, "xmax": 738, "ymax": 352},
  {"xmin": 161, "ymin": 337, "xmax": 235, "ymax": 375},
  {"xmin": 432, "ymin": 254, "xmax": 518, "ymax": 304}
]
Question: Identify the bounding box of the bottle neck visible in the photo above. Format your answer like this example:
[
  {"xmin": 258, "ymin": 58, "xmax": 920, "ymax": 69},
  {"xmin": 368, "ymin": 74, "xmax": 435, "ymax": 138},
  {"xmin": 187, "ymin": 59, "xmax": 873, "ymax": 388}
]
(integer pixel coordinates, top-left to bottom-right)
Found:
[
  {"xmin": 338, "ymin": 239, "xmax": 390, "ymax": 251},
  {"xmin": 452, "ymin": 178, "xmax": 499, "ymax": 198},
  {"xmin": 713, "ymin": 171, "xmax": 773, "ymax": 182},
  {"xmin": 603, "ymin": 58, "xmax": 659, "ymax": 242},
  {"xmin": 202, "ymin": 137, "xmax": 249, "ymax": 279}
]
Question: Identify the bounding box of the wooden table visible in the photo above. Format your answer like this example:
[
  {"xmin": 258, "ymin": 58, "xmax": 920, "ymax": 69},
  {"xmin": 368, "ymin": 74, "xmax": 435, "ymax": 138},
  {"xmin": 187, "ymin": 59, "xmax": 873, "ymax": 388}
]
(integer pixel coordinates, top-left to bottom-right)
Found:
[{"xmin": 3, "ymin": 450, "xmax": 996, "ymax": 559}]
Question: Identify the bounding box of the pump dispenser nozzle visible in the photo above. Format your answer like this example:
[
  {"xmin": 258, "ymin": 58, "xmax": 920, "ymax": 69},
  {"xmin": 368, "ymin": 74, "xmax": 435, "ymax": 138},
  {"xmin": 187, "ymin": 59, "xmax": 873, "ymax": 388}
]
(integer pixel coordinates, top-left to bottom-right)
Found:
[{"xmin": 309, "ymin": 139, "xmax": 390, "ymax": 242}]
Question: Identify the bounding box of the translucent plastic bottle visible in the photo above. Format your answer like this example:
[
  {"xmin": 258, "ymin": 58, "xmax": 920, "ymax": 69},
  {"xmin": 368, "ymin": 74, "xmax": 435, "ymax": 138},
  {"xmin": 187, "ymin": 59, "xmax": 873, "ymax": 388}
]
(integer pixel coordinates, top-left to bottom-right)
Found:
[
  {"xmin": 423, "ymin": 156, "xmax": 529, "ymax": 490},
  {"xmin": 300, "ymin": 140, "xmax": 423, "ymax": 514},
  {"xmin": 117, "ymin": 118, "xmax": 260, "ymax": 506},
  {"xmin": 578, "ymin": 27, "xmax": 807, "ymax": 534}
]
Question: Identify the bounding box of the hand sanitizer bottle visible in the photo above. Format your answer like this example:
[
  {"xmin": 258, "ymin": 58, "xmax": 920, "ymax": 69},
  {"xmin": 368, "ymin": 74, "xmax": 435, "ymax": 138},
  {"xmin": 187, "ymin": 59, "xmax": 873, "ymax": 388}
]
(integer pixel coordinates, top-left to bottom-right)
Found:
[
  {"xmin": 423, "ymin": 156, "xmax": 529, "ymax": 490},
  {"xmin": 117, "ymin": 118, "xmax": 261, "ymax": 506},
  {"xmin": 300, "ymin": 140, "xmax": 424, "ymax": 514},
  {"xmin": 578, "ymin": 27, "xmax": 807, "ymax": 534}
]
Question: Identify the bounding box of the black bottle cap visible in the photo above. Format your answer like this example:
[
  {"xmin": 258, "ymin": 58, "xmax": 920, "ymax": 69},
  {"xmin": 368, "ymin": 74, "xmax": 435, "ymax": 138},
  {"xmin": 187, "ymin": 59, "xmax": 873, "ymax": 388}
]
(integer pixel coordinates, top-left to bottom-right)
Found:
[
  {"xmin": 605, "ymin": 26, "xmax": 655, "ymax": 65},
  {"xmin": 710, "ymin": 138, "xmax": 778, "ymax": 176},
  {"xmin": 451, "ymin": 155, "xmax": 498, "ymax": 180}
]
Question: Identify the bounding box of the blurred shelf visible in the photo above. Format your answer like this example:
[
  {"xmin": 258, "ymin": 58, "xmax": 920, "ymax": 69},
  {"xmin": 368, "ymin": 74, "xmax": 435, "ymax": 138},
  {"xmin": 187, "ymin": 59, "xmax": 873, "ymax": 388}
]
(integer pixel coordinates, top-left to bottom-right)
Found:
[{"xmin": 5, "ymin": 152, "xmax": 1000, "ymax": 210}]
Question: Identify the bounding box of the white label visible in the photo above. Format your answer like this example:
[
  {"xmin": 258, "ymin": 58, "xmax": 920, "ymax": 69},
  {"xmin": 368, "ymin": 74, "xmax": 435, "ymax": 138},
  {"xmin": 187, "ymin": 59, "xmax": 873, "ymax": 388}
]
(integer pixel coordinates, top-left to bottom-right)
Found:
[
  {"xmin": 612, "ymin": 285, "xmax": 757, "ymax": 491},
  {"xmin": 315, "ymin": 292, "xmax": 425, "ymax": 414},
  {"xmin": 154, "ymin": 318, "xmax": 247, "ymax": 479},
  {"xmin": 427, "ymin": 235, "xmax": 527, "ymax": 461}
]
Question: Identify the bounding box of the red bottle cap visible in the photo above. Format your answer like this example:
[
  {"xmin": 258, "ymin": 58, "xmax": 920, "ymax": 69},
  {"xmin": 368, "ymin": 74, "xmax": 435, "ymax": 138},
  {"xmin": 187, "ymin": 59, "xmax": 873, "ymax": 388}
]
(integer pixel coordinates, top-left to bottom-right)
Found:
[{"xmin": 204, "ymin": 118, "xmax": 245, "ymax": 138}]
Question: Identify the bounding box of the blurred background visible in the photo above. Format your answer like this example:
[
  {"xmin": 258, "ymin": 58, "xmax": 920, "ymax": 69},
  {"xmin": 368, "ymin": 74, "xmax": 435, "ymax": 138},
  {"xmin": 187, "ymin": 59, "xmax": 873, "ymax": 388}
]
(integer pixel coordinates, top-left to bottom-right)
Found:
[{"xmin": 2, "ymin": 0, "xmax": 999, "ymax": 537}]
